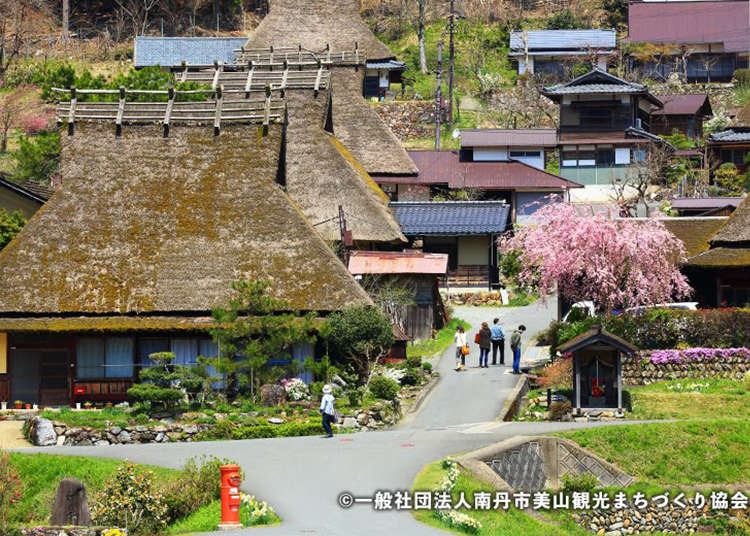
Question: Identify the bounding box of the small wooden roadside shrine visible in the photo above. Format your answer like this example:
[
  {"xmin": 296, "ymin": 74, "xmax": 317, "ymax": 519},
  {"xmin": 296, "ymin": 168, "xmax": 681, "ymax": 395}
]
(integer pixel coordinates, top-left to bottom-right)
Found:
[{"xmin": 556, "ymin": 325, "xmax": 639, "ymax": 414}]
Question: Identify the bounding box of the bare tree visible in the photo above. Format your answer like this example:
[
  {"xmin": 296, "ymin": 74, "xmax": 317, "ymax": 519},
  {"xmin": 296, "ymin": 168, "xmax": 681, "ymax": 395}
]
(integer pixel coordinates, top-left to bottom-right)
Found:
[
  {"xmin": 62, "ymin": 0, "xmax": 69, "ymax": 41},
  {"xmin": 115, "ymin": 0, "xmax": 159, "ymax": 37},
  {"xmin": 677, "ymin": 45, "xmax": 695, "ymax": 83},
  {"xmin": 611, "ymin": 144, "xmax": 671, "ymax": 217},
  {"xmin": 416, "ymin": 0, "xmax": 428, "ymax": 74},
  {"xmin": 697, "ymin": 54, "xmax": 720, "ymax": 83},
  {"xmin": 0, "ymin": 0, "xmax": 30, "ymax": 83}
]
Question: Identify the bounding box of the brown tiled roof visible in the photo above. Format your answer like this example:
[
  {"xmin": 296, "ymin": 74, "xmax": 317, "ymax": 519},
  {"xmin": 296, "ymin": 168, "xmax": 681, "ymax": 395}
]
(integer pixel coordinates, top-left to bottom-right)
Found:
[
  {"xmin": 652, "ymin": 94, "xmax": 712, "ymax": 117},
  {"xmin": 557, "ymin": 325, "xmax": 639, "ymax": 354},
  {"xmin": 627, "ymin": 0, "xmax": 750, "ymax": 53},
  {"xmin": 381, "ymin": 151, "xmax": 583, "ymax": 189},
  {"xmin": 461, "ymin": 128, "xmax": 557, "ymax": 148}
]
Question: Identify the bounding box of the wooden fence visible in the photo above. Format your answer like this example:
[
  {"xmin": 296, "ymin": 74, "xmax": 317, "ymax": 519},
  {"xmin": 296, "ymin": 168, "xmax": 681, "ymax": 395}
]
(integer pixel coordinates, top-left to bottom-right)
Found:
[{"xmin": 234, "ymin": 44, "xmax": 365, "ymax": 67}]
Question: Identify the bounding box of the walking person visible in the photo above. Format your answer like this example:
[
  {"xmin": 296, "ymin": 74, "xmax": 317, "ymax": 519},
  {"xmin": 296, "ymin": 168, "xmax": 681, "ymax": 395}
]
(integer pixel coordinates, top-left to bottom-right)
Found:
[
  {"xmin": 320, "ymin": 384, "xmax": 336, "ymax": 438},
  {"xmin": 510, "ymin": 325, "xmax": 526, "ymax": 374},
  {"xmin": 490, "ymin": 317, "xmax": 505, "ymax": 365},
  {"xmin": 478, "ymin": 322, "xmax": 492, "ymax": 368},
  {"xmin": 454, "ymin": 325, "xmax": 467, "ymax": 371}
]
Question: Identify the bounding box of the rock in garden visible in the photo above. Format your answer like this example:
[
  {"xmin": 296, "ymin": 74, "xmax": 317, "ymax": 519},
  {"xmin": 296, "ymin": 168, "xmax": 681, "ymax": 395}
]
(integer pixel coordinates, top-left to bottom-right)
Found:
[
  {"xmin": 117, "ymin": 430, "xmax": 131, "ymax": 443},
  {"xmin": 342, "ymin": 417, "xmax": 357, "ymax": 428},
  {"xmin": 31, "ymin": 417, "xmax": 57, "ymax": 446},
  {"xmin": 260, "ymin": 384, "xmax": 287, "ymax": 406},
  {"xmin": 50, "ymin": 478, "xmax": 92, "ymax": 526},
  {"xmin": 267, "ymin": 417, "xmax": 284, "ymax": 425},
  {"xmin": 357, "ymin": 413, "xmax": 370, "ymax": 426}
]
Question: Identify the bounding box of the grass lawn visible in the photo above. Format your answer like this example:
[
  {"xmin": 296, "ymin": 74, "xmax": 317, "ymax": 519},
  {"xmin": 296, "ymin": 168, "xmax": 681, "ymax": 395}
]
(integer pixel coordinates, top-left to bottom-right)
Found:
[
  {"xmin": 8, "ymin": 453, "xmax": 179, "ymax": 525},
  {"xmin": 167, "ymin": 500, "xmax": 281, "ymax": 534},
  {"xmin": 407, "ymin": 318, "xmax": 471, "ymax": 359},
  {"xmin": 558, "ymin": 420, "xmax": 750, "ymax": 486},
  {"xmin": 412, "ymin": 460, "xmax": 588, "ymax": 536},
  {"xmin": 627, "ymin": 378, "xmax": 750, "ymax": 420}
]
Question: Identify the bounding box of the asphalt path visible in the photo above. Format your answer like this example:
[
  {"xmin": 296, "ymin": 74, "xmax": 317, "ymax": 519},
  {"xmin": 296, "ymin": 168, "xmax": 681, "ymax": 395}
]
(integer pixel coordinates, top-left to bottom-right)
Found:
[{"xmin": 22, "ymin": 299, "xmax": 635, "ymax": 535}]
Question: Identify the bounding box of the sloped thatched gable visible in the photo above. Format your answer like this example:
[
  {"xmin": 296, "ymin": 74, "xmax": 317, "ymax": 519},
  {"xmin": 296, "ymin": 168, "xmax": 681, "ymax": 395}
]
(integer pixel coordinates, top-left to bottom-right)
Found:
[
  {"xmin": 285, "ymin": 89, "xmax": 406, "ymax": 243},
  {"xmin": 244, "ymin": 1, "xmax": 418, "ymax": 176},
  {"xmin": 0, "ymin": 122, "xmax": 371, "ymax": 316},
  {"xmin": 248, "ymin": 0, "xmax": 393, "ymax": 60}
]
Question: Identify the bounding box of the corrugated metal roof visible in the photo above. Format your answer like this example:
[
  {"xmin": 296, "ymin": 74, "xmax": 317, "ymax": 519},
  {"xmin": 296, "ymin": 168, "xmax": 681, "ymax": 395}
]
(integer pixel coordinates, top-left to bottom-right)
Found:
[
  {"xmin": 461, "ymin": 128, "xmax": 557, "ymax": 148},
  {"xmin": 510, "ymin": 29, "xmax": 616, "ymax": 51},
  {"xmin": 652, "ymin": 94, "xmax": 712, "ymax": 116},
  {"xmin": 627, "ymin": 0, "xmax": 750, "ymax": 53},
  {"xmin": 508, "ymin": 50, "xmax": 615, "ymax": 57},
  {"xmin": 366, "ymin": 60, "xmax": 406, "ymax": 70},
  {"xmin": 348, "ymin": 250, "xmax": 449, "ymax": 275},
  {"xmin": 390, "ymin": 201, "xmax": 511, "ymax": 236},
  {"xmin": 134, "ymin": 37, "xmax": 248, "ymax": 67},
  {"xmin": 708, "ymin": 129, "xmax": 750, "ymax": 143},
  {"xmin": 382, "ymin": 151, "xmax": 583, "ymax": 189},
  {"xmin": 671, "ymin": 198, "xmax": 744, "ymax": 210}
]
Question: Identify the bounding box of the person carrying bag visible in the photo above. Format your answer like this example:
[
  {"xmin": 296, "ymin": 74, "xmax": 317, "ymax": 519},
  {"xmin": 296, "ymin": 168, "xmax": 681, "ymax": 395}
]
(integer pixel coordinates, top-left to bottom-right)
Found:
[{"xmin": 454, "ymin": 325, "xmax": 468, "ymax": 371}]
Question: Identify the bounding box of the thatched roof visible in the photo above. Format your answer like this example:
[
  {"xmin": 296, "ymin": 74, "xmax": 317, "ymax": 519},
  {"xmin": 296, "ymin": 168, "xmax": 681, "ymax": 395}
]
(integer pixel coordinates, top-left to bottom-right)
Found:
[
  {"xmin": 660, "ymin": 217, "xmax": 728, "ymax": 258},
  {"xmin": 284, "ymin": 89, "xmax": 406, "ymax": 243},
  {"xmin": 330, "ymin": 67, "xmax": 418, "ymax": 176},
  {"xmin": 710, "ymin": 196, "xmax": 750, "ymax": 247},
  {"xmin": 246, "ymin": 0, "xmax": 394, "ymax": 60},
  {"xmin": 0, "ymin": 122, "xmax": 371, "ymax": 317}
]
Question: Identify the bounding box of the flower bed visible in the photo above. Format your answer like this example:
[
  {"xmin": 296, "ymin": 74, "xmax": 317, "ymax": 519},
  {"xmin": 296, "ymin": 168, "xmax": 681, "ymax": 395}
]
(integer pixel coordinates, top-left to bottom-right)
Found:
[{"xmin": 623, "ymin": 347, "xmax": 750, "ymax": 385}]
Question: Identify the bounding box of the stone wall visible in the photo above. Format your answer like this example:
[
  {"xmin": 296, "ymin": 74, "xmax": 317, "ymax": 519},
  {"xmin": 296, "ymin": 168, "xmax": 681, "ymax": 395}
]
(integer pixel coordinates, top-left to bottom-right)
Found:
[
  {"xmin": 622, "ymin": 353, "xmax": 750, "ymax": 386},
  {"xmin": 20, "ymin": 528, "xmax": 126, "ymax": 536},
  {"xmin": 28, "ymin": 416, "xmax": 210, "ymax": 446},
  {"xmin": 573, "ymin": 505, "xmax": 707, "ymax": 535},
  {"xmin": 374, "ymin": 101, "xmax": 436, "ymax": 141}
]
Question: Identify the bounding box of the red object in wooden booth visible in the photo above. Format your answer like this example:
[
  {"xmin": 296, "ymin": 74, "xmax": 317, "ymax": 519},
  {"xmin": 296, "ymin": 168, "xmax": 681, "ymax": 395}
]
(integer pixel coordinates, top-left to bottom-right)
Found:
[
  {"xmin": 219, "ymin": 464, "xmax": 243, "ymax": 529},
  {"xmin": 73, "ymin": 386, "xmax": 87, "ymax": 396},
  {"xmin": 591, "ymin": 378, "xmax": 604, "ymax": 397}
]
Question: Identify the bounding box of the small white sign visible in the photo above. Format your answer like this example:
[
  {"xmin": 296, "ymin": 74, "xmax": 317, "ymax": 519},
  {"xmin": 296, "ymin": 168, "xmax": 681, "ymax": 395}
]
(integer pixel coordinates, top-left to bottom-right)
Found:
[{"xmin": 500, "ymin": 289, "xmax": 509, "ymax": 305}]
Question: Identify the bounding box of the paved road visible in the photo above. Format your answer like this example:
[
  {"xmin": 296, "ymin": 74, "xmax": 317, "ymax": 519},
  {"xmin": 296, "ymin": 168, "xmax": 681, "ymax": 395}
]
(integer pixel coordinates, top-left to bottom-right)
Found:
[{"xmin": 22, "ymin": 299, "xmax": 605, "ymax": 535}]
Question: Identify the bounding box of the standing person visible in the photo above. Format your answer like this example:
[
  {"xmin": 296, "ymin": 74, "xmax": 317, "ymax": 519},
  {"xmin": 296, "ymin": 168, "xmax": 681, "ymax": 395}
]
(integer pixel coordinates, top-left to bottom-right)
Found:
[
  {"xmin": 510, "ymin": 325, "xmax": 526, "ymax": 374},
  {"xmin": 490, "ymin": 317, "xmax": 505, "ymax": 366},
  {"xmin": 454, "ymin": 325, "xmax": 467, "ymax": 371},
  {"xmin": 478, "ymin": 322, "xmax": 492, "ymax": 368},
  {"xmin": 320, "ymin": 384, "xmax": 335, "ymax": 438}
]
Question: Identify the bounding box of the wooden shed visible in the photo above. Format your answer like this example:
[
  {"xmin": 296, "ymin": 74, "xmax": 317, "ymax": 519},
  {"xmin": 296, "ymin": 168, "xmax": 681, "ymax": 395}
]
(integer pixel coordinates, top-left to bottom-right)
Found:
[{"xmin": 557, "ymin": 326, "xmax": 639, "ymax": 414}]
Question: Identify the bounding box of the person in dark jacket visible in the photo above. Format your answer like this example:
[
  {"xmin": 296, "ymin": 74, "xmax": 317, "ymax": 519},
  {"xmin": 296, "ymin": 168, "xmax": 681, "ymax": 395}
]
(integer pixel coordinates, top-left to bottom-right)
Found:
[
  {"xmin": 478, "ymin": 322, "xmax": 492, "ymax": 368},
  {"xmin": 510, "ymin": 325, "xmax": 526, "ymax": 374}
]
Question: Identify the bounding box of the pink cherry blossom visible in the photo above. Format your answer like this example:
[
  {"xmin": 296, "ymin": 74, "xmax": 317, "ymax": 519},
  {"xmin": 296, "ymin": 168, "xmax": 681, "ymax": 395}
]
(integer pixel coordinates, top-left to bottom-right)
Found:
[{"xmin": 499, "ymin": 203, "xmax": 692, "ymax": 313}]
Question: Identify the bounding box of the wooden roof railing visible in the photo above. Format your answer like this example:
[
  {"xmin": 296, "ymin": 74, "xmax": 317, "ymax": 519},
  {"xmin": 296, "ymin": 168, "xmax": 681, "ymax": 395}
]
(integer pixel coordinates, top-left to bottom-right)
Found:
[
  {"xmin": 234, "ymin": 43, "xmax": 366, "ymax": 67},
  {"xmin": 52, "ymin": 86, "xmax": 284, "ymax": 137},
  {"xmin": 178, "ymin": 65, "xmax": 331, "ymax": 97}
]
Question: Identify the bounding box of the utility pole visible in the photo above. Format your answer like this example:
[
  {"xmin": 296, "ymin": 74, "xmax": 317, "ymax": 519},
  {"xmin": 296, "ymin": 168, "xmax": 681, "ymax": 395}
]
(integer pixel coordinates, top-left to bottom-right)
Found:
[
  {"xmin": 434, "ymin": 39, "xmax": 443, "ymax": 150},
  {"xmin": 62, "ymin": 0, "xmax": 69, "ymax": 42},
  {"xmin": 447, "ymin": 0, "xmax": 456, "ymax": 132}
]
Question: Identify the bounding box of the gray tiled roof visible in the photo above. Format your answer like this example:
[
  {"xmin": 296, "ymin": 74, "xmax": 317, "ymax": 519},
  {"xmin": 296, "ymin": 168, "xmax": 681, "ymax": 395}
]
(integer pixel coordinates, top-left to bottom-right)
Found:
[
  {"xmin": 390, "ymin": 201, "xmax": 511, "ymax": 236},
  {"xmin": 709, "ymin": 129, "xmax": 750, "ymax": 142},
  {"xmin": 543, "ymin": 83, "xmax": 644, "ymax": 95},
  {"xmin": 134, "ymin": 37, "xmax": 248, "ymax": 67},
  {"xmin": 510, "ymin": 29, "xmax": 616, "ymax": 51}
]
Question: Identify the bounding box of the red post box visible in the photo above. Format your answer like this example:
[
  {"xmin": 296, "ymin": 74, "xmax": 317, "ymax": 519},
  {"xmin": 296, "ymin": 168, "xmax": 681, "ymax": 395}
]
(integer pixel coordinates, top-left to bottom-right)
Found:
[{"xmin": 218, "ymin": 464, "xmax": 243, "ymax": 530}]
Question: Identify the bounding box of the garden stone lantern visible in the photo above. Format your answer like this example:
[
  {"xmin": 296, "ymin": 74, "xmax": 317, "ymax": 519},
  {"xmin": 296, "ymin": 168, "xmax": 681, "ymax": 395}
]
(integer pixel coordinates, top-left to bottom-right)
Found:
[{"xmin": 556, "ymin": 325, "xmax": 639, "ymax": 415}]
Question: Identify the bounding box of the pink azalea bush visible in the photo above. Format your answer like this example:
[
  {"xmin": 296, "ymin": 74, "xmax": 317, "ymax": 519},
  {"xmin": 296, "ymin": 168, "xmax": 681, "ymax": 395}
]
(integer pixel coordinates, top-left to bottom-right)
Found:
[
  {"xmin": 647, "ymin": 347, "xmax": 750, "ymax": 365},
  {"xmin": 499, "ymin": 203, "xmax": 691, "ymax": 312}
]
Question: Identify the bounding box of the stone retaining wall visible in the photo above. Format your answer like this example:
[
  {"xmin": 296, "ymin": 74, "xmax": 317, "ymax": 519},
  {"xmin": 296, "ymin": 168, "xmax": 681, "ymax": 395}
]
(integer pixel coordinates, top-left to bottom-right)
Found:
[
  {"xmin": 374, "ymin": 101, "xmax": 436, "ymax": 140},
  {"xmin": 573, "ymin": 505, "xmax": 707, "ymax": 535},
  {"xmin": 622, "ymin": 353, "xmax": 750, "ymax": 386},
  {"xmin": 20, "ymin": 528, "xmax": 126, "ymax": 536}
]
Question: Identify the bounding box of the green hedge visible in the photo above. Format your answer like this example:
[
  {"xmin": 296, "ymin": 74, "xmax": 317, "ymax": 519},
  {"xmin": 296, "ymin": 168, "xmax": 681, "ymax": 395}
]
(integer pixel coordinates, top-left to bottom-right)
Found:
[
  {"xmin": 550, "ymin": 308, "xmax": 750, "ymax": 353},
  {"xmin": 195, "ymin": 421, "xmax": 324, "ymax": 441}
]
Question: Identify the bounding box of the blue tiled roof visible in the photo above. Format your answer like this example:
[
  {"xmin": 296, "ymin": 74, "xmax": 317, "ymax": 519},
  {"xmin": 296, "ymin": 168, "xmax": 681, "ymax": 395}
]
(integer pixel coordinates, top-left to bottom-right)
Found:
[
  {"xmin": 510, "ymin": 30, "xmax": 616, "ymax": 52},
  {"xmin": 366, "ymin": 60, "xmax": 406, "ymax": 70},
  {"xmin": 390, "ymin": 201, "xmax": 511, "ymax": 236},
  {"xmin": 709, "ymin": 129, "xmax": 750, "ymax": 143},
  {"xmin": 134, "ymin": 37, "xmax": 248, "ymax": 67}
]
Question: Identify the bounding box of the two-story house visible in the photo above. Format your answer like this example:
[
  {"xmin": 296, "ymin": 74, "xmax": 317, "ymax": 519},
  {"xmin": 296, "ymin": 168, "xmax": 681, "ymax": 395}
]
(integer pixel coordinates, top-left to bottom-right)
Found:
[{"xmin": 542, "ymin": 68, "xmax": 665, "ymax": 186}]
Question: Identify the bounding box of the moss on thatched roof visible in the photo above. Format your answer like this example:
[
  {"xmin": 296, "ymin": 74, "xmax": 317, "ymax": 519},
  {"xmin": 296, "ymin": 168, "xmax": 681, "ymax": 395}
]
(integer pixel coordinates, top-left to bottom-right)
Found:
[
  {"xmin": 0, "ymin": 122, "xmax": 371, "ymax": 316},
  {"xmin": 687, "ymin": 247, "xmax": 750, "ymax": 267},
  {"xmin": 661, "ymin": 217, "xmax": 728, "ymax": 258},
  {"xmin": 710, "ymin": 196, "xmax": 750, "ymax": 247},
  {"xmin": 330, "ymin": 68, "xmax": 418, "ymax": 176},
  {"xmin": 284, "ymin": 89, "xmax": 405, "ymax": 243},
  {"xmin": 247, "ymin": 0, "xmax": 394, "ymax": 60}
]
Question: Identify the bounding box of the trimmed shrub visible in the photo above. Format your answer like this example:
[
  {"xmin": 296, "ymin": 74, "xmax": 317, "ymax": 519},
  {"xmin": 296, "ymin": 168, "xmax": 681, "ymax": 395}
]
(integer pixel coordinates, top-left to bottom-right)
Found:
[
  {"xmin": 734, "ymin": 68, "xmax": 750, "ymax": 86},
  {"xmin": 369, "ymin": 376, "xmax": 400, "ymax": 400},
  {"xmin": 400, "ymin": 367, "xmax": 421, "ymax": 386},
  {"xmin": 421, "ymin": 362, "xmax": 433, "ymax": 373},
  {"xmin": 405, "ymin": 355, "xmax": 422, "ymax": 368}
]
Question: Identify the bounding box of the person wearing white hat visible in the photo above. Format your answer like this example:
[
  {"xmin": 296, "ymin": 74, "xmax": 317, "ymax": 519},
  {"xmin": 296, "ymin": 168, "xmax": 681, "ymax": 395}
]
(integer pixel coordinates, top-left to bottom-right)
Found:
[{"xmin": 320, "ymin": 384, "xmax": 336, "ymax": 438}]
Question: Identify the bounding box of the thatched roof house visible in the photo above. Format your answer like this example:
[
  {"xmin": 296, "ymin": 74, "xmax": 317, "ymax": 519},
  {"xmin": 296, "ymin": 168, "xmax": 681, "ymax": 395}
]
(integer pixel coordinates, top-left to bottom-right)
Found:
[
  {"xmin": 244, "ymin": 0, "xmax": 418, "ymax": 177},
  {"xmin": 0, "ymin": 101, "xmax": 375, "ymax": 406}
]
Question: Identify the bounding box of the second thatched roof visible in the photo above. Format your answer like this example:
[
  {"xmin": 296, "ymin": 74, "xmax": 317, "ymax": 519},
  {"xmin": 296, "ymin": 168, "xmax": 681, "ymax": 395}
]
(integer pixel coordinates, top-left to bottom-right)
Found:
[
  {"xmin": 0, "ymin": 122, "xmax": 371, "ymax": 316},
  {"xmin": 247, "ymin": 0, "xmax": 394, "ymax": 60}
]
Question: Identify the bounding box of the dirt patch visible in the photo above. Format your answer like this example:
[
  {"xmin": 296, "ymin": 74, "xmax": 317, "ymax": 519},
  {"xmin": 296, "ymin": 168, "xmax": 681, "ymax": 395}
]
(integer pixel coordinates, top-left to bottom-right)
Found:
[{"xmin": 0, "ymin": 420, "xmax": 32, "ymax": 449}]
